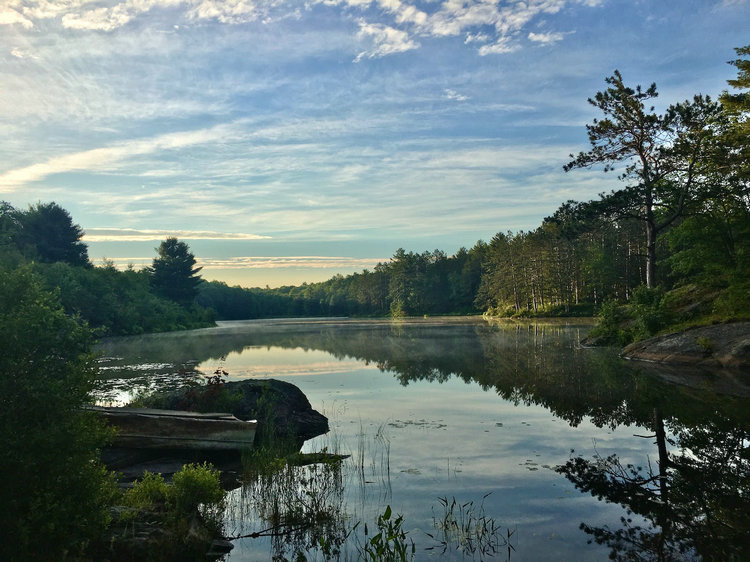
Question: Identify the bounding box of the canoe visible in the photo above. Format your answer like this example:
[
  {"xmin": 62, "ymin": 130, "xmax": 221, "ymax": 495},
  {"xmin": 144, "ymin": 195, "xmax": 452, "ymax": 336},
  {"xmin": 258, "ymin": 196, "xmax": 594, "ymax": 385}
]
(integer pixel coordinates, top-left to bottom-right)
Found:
[{"xmin": 90, "ymin": 406, "xmax": 257, "ymax": 451}]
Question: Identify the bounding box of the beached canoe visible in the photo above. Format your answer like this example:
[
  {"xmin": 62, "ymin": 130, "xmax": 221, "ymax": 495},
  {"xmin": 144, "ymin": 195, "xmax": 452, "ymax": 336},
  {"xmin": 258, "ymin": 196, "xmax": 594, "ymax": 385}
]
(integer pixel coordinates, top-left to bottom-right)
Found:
[{"xmin": 90, "ymin": 406, "xmax": 257, "ymax": 451}]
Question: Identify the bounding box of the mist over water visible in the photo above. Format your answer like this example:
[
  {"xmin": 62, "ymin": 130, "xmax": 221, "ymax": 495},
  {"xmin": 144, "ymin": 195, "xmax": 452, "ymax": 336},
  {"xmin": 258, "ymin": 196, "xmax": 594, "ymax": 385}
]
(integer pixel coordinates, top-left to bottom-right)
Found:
[{"xmin": 96, "ymin": 318, "xmax": 750, "ymax": 560}]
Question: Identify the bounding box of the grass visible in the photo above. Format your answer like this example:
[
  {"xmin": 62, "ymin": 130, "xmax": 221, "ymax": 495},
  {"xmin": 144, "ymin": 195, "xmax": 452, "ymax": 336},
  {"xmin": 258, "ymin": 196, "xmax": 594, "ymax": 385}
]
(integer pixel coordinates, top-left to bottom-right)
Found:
[{"xmin": 426, "ymin": 493, "xmax": 515, "ymax": 560}]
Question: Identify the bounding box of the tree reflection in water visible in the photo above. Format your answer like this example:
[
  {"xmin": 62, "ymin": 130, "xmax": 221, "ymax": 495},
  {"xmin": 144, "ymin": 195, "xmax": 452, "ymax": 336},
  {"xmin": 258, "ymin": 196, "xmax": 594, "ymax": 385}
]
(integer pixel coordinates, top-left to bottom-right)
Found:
[
  {"xmin": 558, "ymin": 413, "xmax": 750, "ymax": 561},
  {"xmin": 97, "ymin": 318, "xmax": 750, "ymax": 559},
  {"xmin": 226, "ymin": 457, "xmax": 350, "ymax": 561}
]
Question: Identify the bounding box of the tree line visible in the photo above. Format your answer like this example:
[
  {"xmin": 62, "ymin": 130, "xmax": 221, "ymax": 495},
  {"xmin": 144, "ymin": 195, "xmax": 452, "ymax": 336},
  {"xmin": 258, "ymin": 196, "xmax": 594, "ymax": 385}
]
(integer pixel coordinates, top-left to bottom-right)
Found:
[
  {"xmin": 2, "ymin": 47, "xmax": 747, "ymax": 329},
  {"xmin": 203, "ymin": 47, "xmax": 748, "ymax": 323},
  {"xmin": 0, "ymin": 202, "xmax": 213, "ymax": 336}
]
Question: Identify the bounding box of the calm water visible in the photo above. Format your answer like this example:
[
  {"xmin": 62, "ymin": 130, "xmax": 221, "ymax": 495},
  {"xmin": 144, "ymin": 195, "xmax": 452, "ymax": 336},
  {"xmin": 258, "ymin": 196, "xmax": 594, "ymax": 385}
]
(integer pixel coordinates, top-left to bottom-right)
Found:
[{"xmin": 95, "ymin": 317, "xmax": 750, "ymax": 561}]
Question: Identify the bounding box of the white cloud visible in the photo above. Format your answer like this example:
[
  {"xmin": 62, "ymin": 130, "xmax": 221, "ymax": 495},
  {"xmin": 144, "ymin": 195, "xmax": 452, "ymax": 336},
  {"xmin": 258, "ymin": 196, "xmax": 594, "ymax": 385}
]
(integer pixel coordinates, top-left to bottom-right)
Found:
[
  {"xmin": 10, "ymin": 47, "xmax": 39, "ymax": 59},
  {"xmin": 464, "ymin": 32, "xmax": 490, "ymax": 44},
  {"xmin": 2, "ymin": 0, "xmax": 592, "ymax": 60},
  {"xmin": 478, "ymin": 36, "xmax": 520, "ymax": 55},
  {"xmin": 354, "ymin": 20, "xmax": 419, "ymax": 61},
  {"xmin": 100, "ymin": 255, "xmax": 389, "ymax": 269},
  {"xmin": 444, "ymin": 88, "xmax": 469, "ymax": 101},
  {"xmin": 186, "ymin": 0, "xmax": 261, "ymax": 24},
  {"xmin": 83, "ymin": 228, "xmax": 271, "ymax": 242},
  {"xmin": 0, "ymin": 5, "xmax": 33, "ymax": 28},
  {"xmin": 528, "ymin": 30, "xmax": 567, "ymax": 44}
]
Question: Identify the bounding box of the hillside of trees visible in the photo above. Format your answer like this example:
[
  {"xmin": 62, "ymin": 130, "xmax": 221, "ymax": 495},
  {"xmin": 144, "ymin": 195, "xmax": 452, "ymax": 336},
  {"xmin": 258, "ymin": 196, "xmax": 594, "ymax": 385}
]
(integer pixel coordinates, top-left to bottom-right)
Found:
[
  {"xmin": 0, "ymin": 202, "xmax": 214, "ymax": 336},
  {"xmin": 202, "ymin": 47, "xmax": 749, "ymax": 336},
  {"xmin": 2, "ymin": 47, "xmax": 747, "ymax": 339}
]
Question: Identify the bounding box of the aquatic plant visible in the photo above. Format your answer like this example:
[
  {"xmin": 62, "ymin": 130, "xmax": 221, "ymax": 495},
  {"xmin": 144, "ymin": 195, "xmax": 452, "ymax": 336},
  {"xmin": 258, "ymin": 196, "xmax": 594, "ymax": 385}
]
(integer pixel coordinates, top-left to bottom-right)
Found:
[
  {"xmin": 359, "ymin": 505, "xmax": 414, "ymax": 562},
  {"xmin": 426, "ymin": 493, "xmax": 515, "ymax": 560}
]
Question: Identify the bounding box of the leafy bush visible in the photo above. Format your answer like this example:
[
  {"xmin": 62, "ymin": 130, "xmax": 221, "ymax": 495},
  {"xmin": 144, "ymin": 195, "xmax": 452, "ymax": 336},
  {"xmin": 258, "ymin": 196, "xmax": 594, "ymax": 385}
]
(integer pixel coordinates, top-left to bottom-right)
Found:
[
  {"xmin": 587, "ymin": 299, "xmax": 632, "ymax": 345},
  {"xmin": 629, "ymin": 286, "xmax": 670, "ymax": 340},
  {"xmin": 123, "ymin": 471, "xmax": 170, "ymax": 510},
  {"xmin": 0, "ymin": 266, "xmax": 117, "ymax": 561},
  {"xmin": 171, "ymin": 462, "xmax": 225, "ymax": 517}
]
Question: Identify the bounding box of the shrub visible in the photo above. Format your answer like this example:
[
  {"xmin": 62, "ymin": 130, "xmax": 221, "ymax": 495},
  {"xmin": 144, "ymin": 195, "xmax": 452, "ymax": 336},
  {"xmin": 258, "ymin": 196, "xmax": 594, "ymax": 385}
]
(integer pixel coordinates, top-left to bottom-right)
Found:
[
  {"xmin": 630, "ymin": 286, "xmax": 669, "ymax": 340},
  {"xmin": 171, "ymin": 462, "xmax": 226, "ymax": 529},
  {"xmin": 123, "ymin": 471, "xmax": 170, "ymax": 510},
  {"xmin": 0, "ymin": 266, "xmax": 116, "ymax": 561}
]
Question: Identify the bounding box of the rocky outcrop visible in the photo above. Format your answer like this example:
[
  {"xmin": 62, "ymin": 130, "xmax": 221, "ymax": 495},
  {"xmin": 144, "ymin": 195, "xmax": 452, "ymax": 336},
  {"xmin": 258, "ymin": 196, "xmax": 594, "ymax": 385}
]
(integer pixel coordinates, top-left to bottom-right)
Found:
[
  {"xmin": 143, "ymin": 378, "xmax": 329, "ymax": 445},
  {"xmin": 622, "ymin": 322, "xmax": 750, "ymax": 369},
  {"xmin": 221, "ymin": 379, "xmax": 329, "ymax": 443}
]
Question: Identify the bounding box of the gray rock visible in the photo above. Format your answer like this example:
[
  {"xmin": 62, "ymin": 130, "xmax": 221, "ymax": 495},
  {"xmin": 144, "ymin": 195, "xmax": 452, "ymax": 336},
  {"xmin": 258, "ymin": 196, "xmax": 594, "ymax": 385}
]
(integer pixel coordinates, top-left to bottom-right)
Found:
[{"xmin": 622, "ymin": 322, "xmax": 750, "ymax": 369}]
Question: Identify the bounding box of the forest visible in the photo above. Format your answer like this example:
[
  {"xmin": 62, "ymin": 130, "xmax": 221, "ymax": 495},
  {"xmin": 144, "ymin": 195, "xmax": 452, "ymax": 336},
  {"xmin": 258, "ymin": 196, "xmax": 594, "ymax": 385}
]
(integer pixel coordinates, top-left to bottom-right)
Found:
[
  {"xmin": 1, "ymin": 47, "xmax": 748, "ymax": 339},
  {"xmin": 202, "ymin": 48, "xmax": 750, "ymax": 335}
]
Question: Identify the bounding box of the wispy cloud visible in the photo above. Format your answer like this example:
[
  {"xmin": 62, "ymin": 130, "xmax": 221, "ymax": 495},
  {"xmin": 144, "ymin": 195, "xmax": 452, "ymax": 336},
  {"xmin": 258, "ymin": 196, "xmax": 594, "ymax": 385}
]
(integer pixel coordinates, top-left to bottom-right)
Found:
[
  {"xmin": 443, "ymin": 88, "xmax": 469, "ymax": 101},
  {"xmin": 528, "ymin": 30, "xmax": 569, "ymax": 44},
  {"xmin": 0, "ymin": 121, "xmax": 244, "ymax": 191},
  {"xmin": 101, "ymin": 255, "xmax": 389, "ymax": 270},
  {"xmin": 84, "ymin": 228, "xmax": 271, "ymax": 242},
  {"xmin": 10, "ymin": 47, "xmax": 38, "ymax": 59},
  {"xmin": 2, "ymin": 0, "xmax": 593, "ymax": 59}
]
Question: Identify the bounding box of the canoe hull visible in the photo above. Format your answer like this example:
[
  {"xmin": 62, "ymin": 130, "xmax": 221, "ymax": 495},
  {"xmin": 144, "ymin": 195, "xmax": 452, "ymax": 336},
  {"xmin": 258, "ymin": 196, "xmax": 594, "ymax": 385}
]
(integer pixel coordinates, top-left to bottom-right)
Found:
[{"xmin": 91, "ymin": 406, "xmax": 257, "ymax": 451}]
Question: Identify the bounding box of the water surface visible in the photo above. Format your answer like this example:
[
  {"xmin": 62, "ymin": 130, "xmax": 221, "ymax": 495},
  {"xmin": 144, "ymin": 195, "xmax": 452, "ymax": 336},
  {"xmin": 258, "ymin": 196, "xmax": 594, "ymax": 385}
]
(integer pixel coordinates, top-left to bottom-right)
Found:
[{"xmin": 95, "ymin": 317, "xmax": 750, "ymax": 561}]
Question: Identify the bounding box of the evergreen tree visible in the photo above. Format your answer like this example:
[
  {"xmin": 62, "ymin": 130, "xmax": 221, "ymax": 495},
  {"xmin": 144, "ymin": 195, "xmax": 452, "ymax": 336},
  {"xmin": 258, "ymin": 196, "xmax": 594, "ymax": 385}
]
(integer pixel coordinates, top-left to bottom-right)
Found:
[
  {"xmin": 149, "ymin": 237, "xmax": 203, "ymax": 306},
  {"xmin": 564, "ymin": 71, "xmax": 723, "ymax": 288}
]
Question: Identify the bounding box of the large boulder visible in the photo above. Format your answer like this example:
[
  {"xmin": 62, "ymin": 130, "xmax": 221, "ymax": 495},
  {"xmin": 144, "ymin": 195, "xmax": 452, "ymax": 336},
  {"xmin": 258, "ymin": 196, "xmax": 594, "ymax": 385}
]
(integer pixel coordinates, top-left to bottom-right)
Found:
[
  {"xmin": 622, "ymin": 322, "xmax": 750, "ymax": 369},
  {"xmin": 143, "ymin": 378, "xmax": 329, "ymax": 446},
  {"xmin": 221, "ymin": 379, "xmax": 329, "ymax": 443}
]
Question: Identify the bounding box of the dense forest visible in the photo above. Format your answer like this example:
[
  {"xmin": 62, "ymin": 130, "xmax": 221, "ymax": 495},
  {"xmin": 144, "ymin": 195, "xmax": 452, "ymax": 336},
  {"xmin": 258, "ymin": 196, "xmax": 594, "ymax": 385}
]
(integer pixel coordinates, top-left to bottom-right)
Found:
[
  {"xmin": 202, "ymin": 48, "xmax": 750, "ymax": 331},
  {"xmin": 0, "ymin": 201, "xmax": 214, "ymax": 336},
  {"xmin": 2, "ymin": 48, "xmax": 748, "ymax": 338}
]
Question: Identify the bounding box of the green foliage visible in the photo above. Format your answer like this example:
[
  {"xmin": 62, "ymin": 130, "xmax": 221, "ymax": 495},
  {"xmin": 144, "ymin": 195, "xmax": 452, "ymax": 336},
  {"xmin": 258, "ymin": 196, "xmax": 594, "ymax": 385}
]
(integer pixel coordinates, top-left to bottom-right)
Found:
[
  {"xmin": 34, "ymin": 260, "xmax": 215, "ymax": 336},
  {"xmin": 17, "ymin": 201, "xmax": 90, "ymax": 267},
  {"xmin": 359, "ymin": 505, "xmax": 414, "ymax": 562},
  {"xmin": 629, "ymin": 286, "xmax": 670, "ymax": 340},
  {"xmin": 171, "ymin": 462, "xmax": 225, "ymax": 521},
  {"xmin": 197, "ymin": 243, "xmax": 486, "ymax": 320},
  {"xmin": 588, "ymin": 299, "xmax": 633, "ymax": 346},
  {"xmin": 123, "ymin": 471, "xmax": 170, "ymax": 510},
  {"xmin": 124, "ymin": 463, "xmax": 225, "ymax": 521},
  {"xmin": 115, "ymin": 463, "xmax": 226, "ymax": 559},
  {"xmin": 141, "ymin": 370, "xmax": 243, "ymax": 414},
  {"xmin": 149, "ymin": 237, "xmax": 204, "ymax": 305},
  {"xmin": 0, "ymin": 266, "xmax": 117, "ymax": 561}
]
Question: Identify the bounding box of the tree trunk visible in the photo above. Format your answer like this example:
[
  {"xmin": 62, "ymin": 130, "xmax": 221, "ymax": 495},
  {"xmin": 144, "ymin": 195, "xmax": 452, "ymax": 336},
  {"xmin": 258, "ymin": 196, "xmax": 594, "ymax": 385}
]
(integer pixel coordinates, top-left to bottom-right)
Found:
[{"xmin": 645, "ymin": 191, "xmax": 657, "ymax": 289}]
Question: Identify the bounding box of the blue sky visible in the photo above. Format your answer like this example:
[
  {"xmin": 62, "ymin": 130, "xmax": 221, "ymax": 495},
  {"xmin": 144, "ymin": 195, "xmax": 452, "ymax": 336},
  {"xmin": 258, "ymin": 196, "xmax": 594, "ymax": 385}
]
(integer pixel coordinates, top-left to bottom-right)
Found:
[{"xmin": 1, "ymin": 0, "xmax": 748, "ymax": 287}]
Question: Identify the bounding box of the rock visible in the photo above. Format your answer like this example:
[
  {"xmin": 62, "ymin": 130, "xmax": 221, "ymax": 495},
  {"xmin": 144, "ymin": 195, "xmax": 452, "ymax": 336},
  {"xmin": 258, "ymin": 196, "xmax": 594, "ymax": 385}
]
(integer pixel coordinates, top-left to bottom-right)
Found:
[
  {"xmin": 622, "ymin": 321, "xmax": 750, "ymax": 369},
  {"xmin": 143, "ymin": 378, "xmax": 329, "ymax": 446},
  {"xmin": 223, "ymin": 379, "xmax": 329, "ymax": 441}
]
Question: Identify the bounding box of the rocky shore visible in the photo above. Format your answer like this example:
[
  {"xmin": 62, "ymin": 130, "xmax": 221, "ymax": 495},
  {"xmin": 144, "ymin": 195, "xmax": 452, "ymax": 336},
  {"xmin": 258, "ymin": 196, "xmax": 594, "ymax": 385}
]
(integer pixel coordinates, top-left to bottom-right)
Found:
[{"xmin": 621, "ymin": 321, "xmax": 750, "ymax": 369}]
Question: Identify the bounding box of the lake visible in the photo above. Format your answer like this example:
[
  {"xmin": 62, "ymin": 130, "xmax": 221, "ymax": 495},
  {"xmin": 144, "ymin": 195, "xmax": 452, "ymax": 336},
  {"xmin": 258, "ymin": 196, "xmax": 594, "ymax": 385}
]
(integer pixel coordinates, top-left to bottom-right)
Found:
[{"xmin": 95, "ymin": 317, "xmax": 750, "ymax": 561}]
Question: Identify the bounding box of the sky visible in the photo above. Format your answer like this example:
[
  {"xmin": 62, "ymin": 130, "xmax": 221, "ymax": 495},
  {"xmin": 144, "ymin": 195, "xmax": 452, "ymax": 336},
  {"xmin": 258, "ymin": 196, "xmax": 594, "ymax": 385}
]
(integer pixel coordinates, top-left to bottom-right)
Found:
[{"xmin": 1, "ymin": 0, "xmax": 748, "ymax": 288}]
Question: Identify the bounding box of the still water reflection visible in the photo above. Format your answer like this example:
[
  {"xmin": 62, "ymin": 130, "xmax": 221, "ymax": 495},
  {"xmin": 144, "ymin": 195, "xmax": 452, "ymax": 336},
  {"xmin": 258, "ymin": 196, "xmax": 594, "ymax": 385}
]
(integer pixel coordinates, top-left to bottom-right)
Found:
[{"xmin": 95, "ymin": 317, "xmax": 750, "ymax": 561}]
